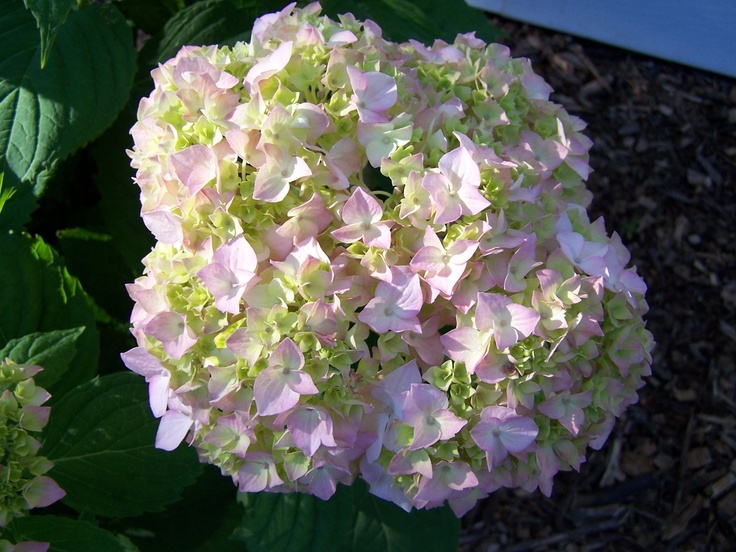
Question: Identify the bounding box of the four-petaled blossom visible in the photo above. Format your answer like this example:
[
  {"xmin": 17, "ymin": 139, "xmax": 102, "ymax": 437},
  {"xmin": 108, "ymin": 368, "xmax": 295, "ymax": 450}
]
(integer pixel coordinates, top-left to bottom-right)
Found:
[
  {"xmin": 358, "ymin": 268, "xmax": 423, "ymax": 333},
  {"xmin": 253, "ymin": 338, "xmax": 318, "ymax": 416},
  {"xmin": 470, "ymin": 406, "xmax": 539, "ymax": 469},
  {"xmin": 538, "ymin": 390, "xmax": 594, "ymax": 435},
  {"xmin": 253, "ymin": 143, "xmax": 312, "ymax": 202},
  {"xmin": 402, "ymin": 384, "xmax": 467, "ymax": 450},
  {"xmin": 197, "ymin": 235, "xmax": 259, "ymax": 314},
  {"xmin": 411, "ymin": 227, "xmax": 478, "ymax": 298},
  {"xmin": 331, "ymin": 187, "xmax": 394, "ymax": 248},
  {"xmin": 442, "ymin": 292, "xmax": 540, "ymax": 373},
  {"xmin": 346, "ymin": 66, "xmax": 398, "ymax": 123},
  {"xmin": 422, "ymin": 146, "xmax": 491, "ymax": 225}
]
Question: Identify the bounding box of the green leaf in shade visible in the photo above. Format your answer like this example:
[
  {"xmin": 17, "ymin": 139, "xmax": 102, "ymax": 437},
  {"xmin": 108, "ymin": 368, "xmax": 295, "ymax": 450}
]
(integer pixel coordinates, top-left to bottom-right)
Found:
[
  {"xmin": 89, "ymin": 110, "xmax": 154, "ymax": 279},
  {"xmin": 319, "ymin": 0, "xmax": 501, "ymax": 44},
  {"xmin": 236, "ymin": 484, "xmax": 353, "ymax": 552},
  {"xmin": 118, "ymin": 0, "xmax": 185, "ymax": 36},
  {"xmin": 57, "ymin": 228, "xmax": 138, "ymax": 322},
  {"xmin": 235, "ymin": 479, "xmax": 460, "ymax": 552},
  {"xmin": 122, "ymin": 464, "xmax": 243, "ymax": 552},
  {"xmin": 41, "ymin": 372, "xmax": 204, "ymax": 518},
  {"xmin": 349, "ymin": 479, "xmax": 460, "ymax": 552},
  {"xmin": 0, "ymin": 232, "xmax": 99, "ymax": 398},
  {"xmin": 0, "ymin": 1, "xmax": 136, "ymax": 228},
  {"xmin": 8, "ymin": 515, "xmax": 126, "ymax": 552},
  {"xmin": 0, "ymin": 327, "xmax": 84, "ymax": 389},
  {"xmin": 22, "ymin": 0, "xmax": 75, "ymax": 68},
  {"xmin": 150, "ymin": 0, "xmax": 287, "ymax": 66}
]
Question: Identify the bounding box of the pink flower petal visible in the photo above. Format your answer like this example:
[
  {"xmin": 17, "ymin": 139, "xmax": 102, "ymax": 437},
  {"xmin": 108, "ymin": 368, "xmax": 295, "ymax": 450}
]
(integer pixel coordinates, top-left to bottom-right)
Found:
[{"xmin": 155, "ymin": 410, "xmax": 193, "ymax": 451}]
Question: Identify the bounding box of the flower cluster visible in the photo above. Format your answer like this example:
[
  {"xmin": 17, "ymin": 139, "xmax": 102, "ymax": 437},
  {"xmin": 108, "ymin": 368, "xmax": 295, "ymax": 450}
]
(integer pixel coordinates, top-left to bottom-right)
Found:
[
  {"xmin": 0, "ymin": 360, "xmax": 65, "ymax": 529},
  {"xmin": 124, "ymin": 2, "xmax": 653, "ymax": 515}
]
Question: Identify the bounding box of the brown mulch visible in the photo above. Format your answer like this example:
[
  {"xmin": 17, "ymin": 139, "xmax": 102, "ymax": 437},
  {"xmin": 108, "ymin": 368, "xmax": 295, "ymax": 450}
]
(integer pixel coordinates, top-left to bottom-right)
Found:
[{"xmin": 461, "ymin": 16, "xmax": 736, "ymax": 552}]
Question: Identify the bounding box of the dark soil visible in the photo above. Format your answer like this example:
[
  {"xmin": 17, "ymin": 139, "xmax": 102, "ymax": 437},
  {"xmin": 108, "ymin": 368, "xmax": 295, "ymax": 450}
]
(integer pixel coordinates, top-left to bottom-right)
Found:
[{"xmin": 461, "ymin": 16, "xmax": 736, "ymax": 552}]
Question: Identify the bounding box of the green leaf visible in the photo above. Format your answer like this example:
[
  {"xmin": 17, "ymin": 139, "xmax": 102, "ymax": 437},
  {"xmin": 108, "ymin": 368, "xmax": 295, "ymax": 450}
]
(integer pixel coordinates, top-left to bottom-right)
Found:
[
  {"xmin": 0, "ymin": 327, "xmax": 84, "ymax": 389},
  {"xmin": 236, "ymin": 485, "xmax": 354, "ymax": 552},
  {"xmin": 123, "ymin": 464, "xmax": 242, "ymax": 552},
  {"xmin": 0, "ymin": 232, "xmax": 99, "ymax": 397},
  {"xmin": 0, "ymin": 168, "xmax": 16, "ymax": 215},
  {"xmin": 319, "ymin": 0, "xmax": 500, "ymax": 44},
  {"xmin": 349, "ymin": 479, "xmax": 460, "ymax": 552},
  {"xmin": 118, "ymin": 0, "xmax": 185, "ymax": 36},
  {"xmin": 89, "ymin": 110, "xmax": 154, "ymax": 278},
  {"xmin": 149, "ymin": 0, "xmax": 287, "ymax": 66},
  {"xmin": 22, "ymin": 0, "xmax": 75, "ymax": 68},
  {"xmin": 235, "ymin": 479, "xmax": 460, "ymax": 552},
  {"xmin": 41, "ymin": 372, "xmax": 204, "ymax": 518},
  {"xmin": 9, "ymin": 515, "xmax": 127, "ymax": 552},
  {"xmin": 0, "ymin": 1, "xmax": 137, "ymax": 227},
  {"xmin": 57, "ymin": 227, "xmax": 138, "ymax": 321}
]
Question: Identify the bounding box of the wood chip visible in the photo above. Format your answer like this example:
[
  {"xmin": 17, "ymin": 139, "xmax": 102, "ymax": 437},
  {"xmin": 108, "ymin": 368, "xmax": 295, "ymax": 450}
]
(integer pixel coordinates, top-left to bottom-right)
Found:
[
  {"xmin": 687, "ymin": 447, "xmax": 713, "ymax": 470},
  {"xmin": 707, "ymin": 472, "xmax": 736, "ymax": 499},
  {"xmin": 673, "ymin": 388, "xmax": 698, "ymax": 402}
]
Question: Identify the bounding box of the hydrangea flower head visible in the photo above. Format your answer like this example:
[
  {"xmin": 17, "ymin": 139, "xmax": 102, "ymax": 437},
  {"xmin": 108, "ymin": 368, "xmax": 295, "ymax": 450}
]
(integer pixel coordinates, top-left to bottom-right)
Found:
[
  {"xmin": 0, "ymin": 359, "xmax": 65, "ymax": 529},
  {"xmin": 124, "ymin": 2, "xmax": 653, "ymax": 516}
]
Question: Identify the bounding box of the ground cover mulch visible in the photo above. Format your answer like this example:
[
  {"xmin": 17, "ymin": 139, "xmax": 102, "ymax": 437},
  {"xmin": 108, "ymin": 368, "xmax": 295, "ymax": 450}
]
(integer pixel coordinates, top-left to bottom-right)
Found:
[{"xmin": 461, "ymin": 16, "xmax": 736, "ymax": 552}]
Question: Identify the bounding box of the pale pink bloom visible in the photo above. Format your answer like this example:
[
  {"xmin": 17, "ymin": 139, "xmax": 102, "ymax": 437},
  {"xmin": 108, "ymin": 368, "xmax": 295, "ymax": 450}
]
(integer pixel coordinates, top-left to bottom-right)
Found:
[
  {"xmin": 253, "ymin": 143, "xmax": 311, "ymax": 202},
  {"xmin": 170, "ymin": 145, "xmax": 219, "ymax": 196},
  {"xmin": 388, "ymin": 447, "xmax": 433, "ymax": 478},
  {"xmin": 506, "ymin": 131, "xmax": 567, "ymax": 179},
  {"xmin": 360, "ymin": 456, "xmax": 413, "ymax": 512},
  {"xmin": 410, "ymin": 227, "xmax": 478, "ymax": 297},
  {"xmin": 289, "ymin": 103, "xmax": 331, "ymax": 145},
  {"xmin": 244, "ymin": 41, "xmax": 293, "ymax": 94},
  {"xmin": 422, "ymin": 146, "xmax": 490, "ymax": 225},
  {"xmin": 475, "ymin": 292, "xmax": 541, "ymax": 350},
  {"xmin": 144, "ymin": 311, "xmax": 198, "ymax": 360},
  {"xmin": 202, "ymin": 412, "xmax": 253, "ymax": 458},
  {"xmin": 470, "ymin": 406, "xmax": 538, "ymax": 469},
  {"xmin": 399, "ymin": 171, "xmax": 432, "ymax": 222},
  {"xmin": 402, "ymin": 314, "xmax": 445, "ymax": 365},
  {"xmin": 442, "ymin": 293, "xmax": 540, "ymax": 373},
  {"xmin": 365, "ymin": 360, "xmax": 422, "ymax": 462},
  {"xmin": 358, "ymin": 268, "xmax": 423, "ymax": 334},
  {"xmin": 225, "ymin": 129, "xmax": 266, "ymax": 167},
  {"xmin": 346, "ymin": 66, "xmax": 397, "ymax": 123},
  {"xmin": 409, "ymin": 39, "xmax": 464, "ymax": 63},
  {"xmin": 331, "ymin": 187, "xmax": 393, "ymax": 249},
  {"xmin": 285, "ymin": 406, "xmax": 337, "ymax": 456},
  {"xmin": 326, "ymin": 29, "xmax": 358, "ymax": 46},
  {"xmin": 298, "ymin": 300, "xmax": 338, "ymax": 347},
  {"xmin": 450, "ymin": 262, "xmax": 494, "ymax": 314},
  {"xmin": 253, "ymin": 338, "xmax": 318, "ymax": 416},
  {"xmin": 402, "ymin": 384, "xmax": 467, "ymax": 450},
  {"xmin": 414, "ymin": 461, "xmax": 478, "ymax": 504},
  {"xmin": 196, "ymin": 235, "xmax": 259, "ymax": 314},
  {"xmin": 141, "ymin": 209, "xmax": 183, "ymax": 245},
  {"xmin": 23, "ymin": 476, "xmax": 66, "ymax": 509},
  {"xmin": 276, "ymin": 193, "xmax": 333, "ymax": 243},
  {"xmin": 155, "ymin": 409, "xmax": 193, "ymax": 451},
  {"xmin": 557, "ymin": 230, "xmax": 610, "ymax": 276},
  {"xmin": 441, "ymin": 325, "xmax": 489, "ymax": 375},
  {"xmin": 502, "ymin": 237, "xmax": 542, "ymax": 293},
  {"xmin": 538, "ymin": 390, "xmax": 593, "ymax": 435},
  {"xmin": 237, "ymin": 452, "xmax": 284, "ymax": 492},
  {"xmin": 121, "ymin": 347, "xmax": 171, "ymax": 417},
  {"xmin": 356, "ymin": 119, "xmax": 413, "ymax": 167},
  {"xmin": 478, "ymin": 211, "xmax": 528, "ymax": 255}
]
